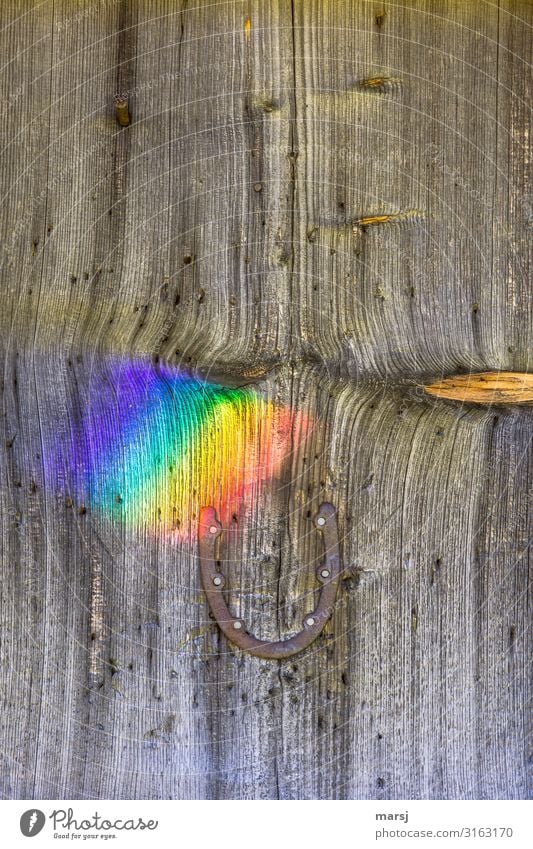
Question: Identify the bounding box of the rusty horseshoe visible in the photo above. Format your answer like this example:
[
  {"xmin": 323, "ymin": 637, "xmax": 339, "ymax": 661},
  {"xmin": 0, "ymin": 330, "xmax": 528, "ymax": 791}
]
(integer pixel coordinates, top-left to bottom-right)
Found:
[{"xmin": 198, "ymin": 503, "xmax": 342, "ymax": 659}]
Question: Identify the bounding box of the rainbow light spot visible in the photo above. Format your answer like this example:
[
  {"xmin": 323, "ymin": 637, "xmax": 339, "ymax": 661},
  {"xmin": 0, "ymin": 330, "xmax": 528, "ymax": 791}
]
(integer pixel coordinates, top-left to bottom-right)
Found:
[{"xmin": 73, "ymin": 359, "xmax": 305, "ymax": 538}]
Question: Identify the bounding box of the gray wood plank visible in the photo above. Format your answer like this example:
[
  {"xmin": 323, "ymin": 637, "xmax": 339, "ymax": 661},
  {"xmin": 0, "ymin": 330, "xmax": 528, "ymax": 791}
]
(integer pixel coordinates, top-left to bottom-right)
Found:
[
  {"xmin": 292, "ymin": 0, "xmax": 532, "ymax": 379},
  {"xmin": 0, "ymin": 0, "xmax": 531, "ymax": 800}
]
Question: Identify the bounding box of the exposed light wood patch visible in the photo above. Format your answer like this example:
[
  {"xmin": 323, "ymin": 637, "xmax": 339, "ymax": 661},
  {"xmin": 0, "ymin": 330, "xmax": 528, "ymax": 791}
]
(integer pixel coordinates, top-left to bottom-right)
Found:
[
  {"xmin": 353, "ymin": 209, "xmax": 424, "ymax": 229},
  {"xmin": 353, "ymin": 76, "xmax": 399, "ymax": 93},
  {"xmin": 424, "ymin": 372, "xmax": 533, "ymax": 405}
]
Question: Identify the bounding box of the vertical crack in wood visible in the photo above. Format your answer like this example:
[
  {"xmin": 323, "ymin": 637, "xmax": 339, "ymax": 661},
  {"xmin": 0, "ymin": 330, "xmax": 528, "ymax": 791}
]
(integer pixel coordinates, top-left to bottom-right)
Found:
[
  {"xmin": 270, "ymin": 0, "xmax": 302, "ymax": 799},
  {"xmin": 287, "ymin": 0, "xmax": 299, "ymax": 359},
  {"xmin": 156, "ymin": 0, "xmax": 188, "ymax": 360},
  {"xmin": 85, "ymin": 0, "xmax": 137, "ymax": 690},
  {"xmin": 88, "ymin": 558, "xmax": 105, "ymax": 689},
  {"xmin": 488, "ymin": 0, "xmax": 501, "ymax": 355},
  {"xmin": 112, "ymin": 1, "xmax": 136, "ymax": 219}
]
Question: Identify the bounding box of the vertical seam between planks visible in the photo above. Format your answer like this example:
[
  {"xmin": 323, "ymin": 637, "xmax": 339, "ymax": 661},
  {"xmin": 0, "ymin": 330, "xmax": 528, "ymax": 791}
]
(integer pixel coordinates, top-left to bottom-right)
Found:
[{"xmin": 31, "ymin": 0, "xmax": 56, "ymax": 798}]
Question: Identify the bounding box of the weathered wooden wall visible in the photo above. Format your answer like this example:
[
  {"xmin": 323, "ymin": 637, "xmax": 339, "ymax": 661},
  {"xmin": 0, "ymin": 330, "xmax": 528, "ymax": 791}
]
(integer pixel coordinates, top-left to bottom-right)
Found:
[{"xmin": 0, "ymin": 0, "xmax": 531, "ymax": 799}]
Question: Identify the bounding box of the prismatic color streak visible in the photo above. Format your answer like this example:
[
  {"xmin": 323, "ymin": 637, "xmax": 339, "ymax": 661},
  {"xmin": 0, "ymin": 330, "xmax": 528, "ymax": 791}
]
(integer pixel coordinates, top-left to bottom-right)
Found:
[{"xmin": 78, "ymin": 360, "xmax": 303, "ymax": 538}]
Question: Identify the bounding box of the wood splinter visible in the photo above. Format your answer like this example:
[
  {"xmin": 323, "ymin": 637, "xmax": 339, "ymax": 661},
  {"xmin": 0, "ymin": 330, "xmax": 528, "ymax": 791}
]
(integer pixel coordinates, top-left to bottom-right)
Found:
[
  {"xmin": 114, "ymin": 94, "xmax": 131, "ymax": 127},
  {"xmin": 353, "ymin": 209, "xmax": 422, "ymax": 229},
  {"xmin": 424, "ymin": 371, "xmax": 533, "ymax": 405},
  {"xmin": 358, "ymin": 76, "xmax": 395, "ymax": 88}
]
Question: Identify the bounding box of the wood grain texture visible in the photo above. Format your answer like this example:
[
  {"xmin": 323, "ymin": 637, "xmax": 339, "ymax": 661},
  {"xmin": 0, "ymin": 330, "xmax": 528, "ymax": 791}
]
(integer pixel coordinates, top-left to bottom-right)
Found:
[{"xmin": 0, "ymin": 0, "xmax": 531, "ymax": 800}]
